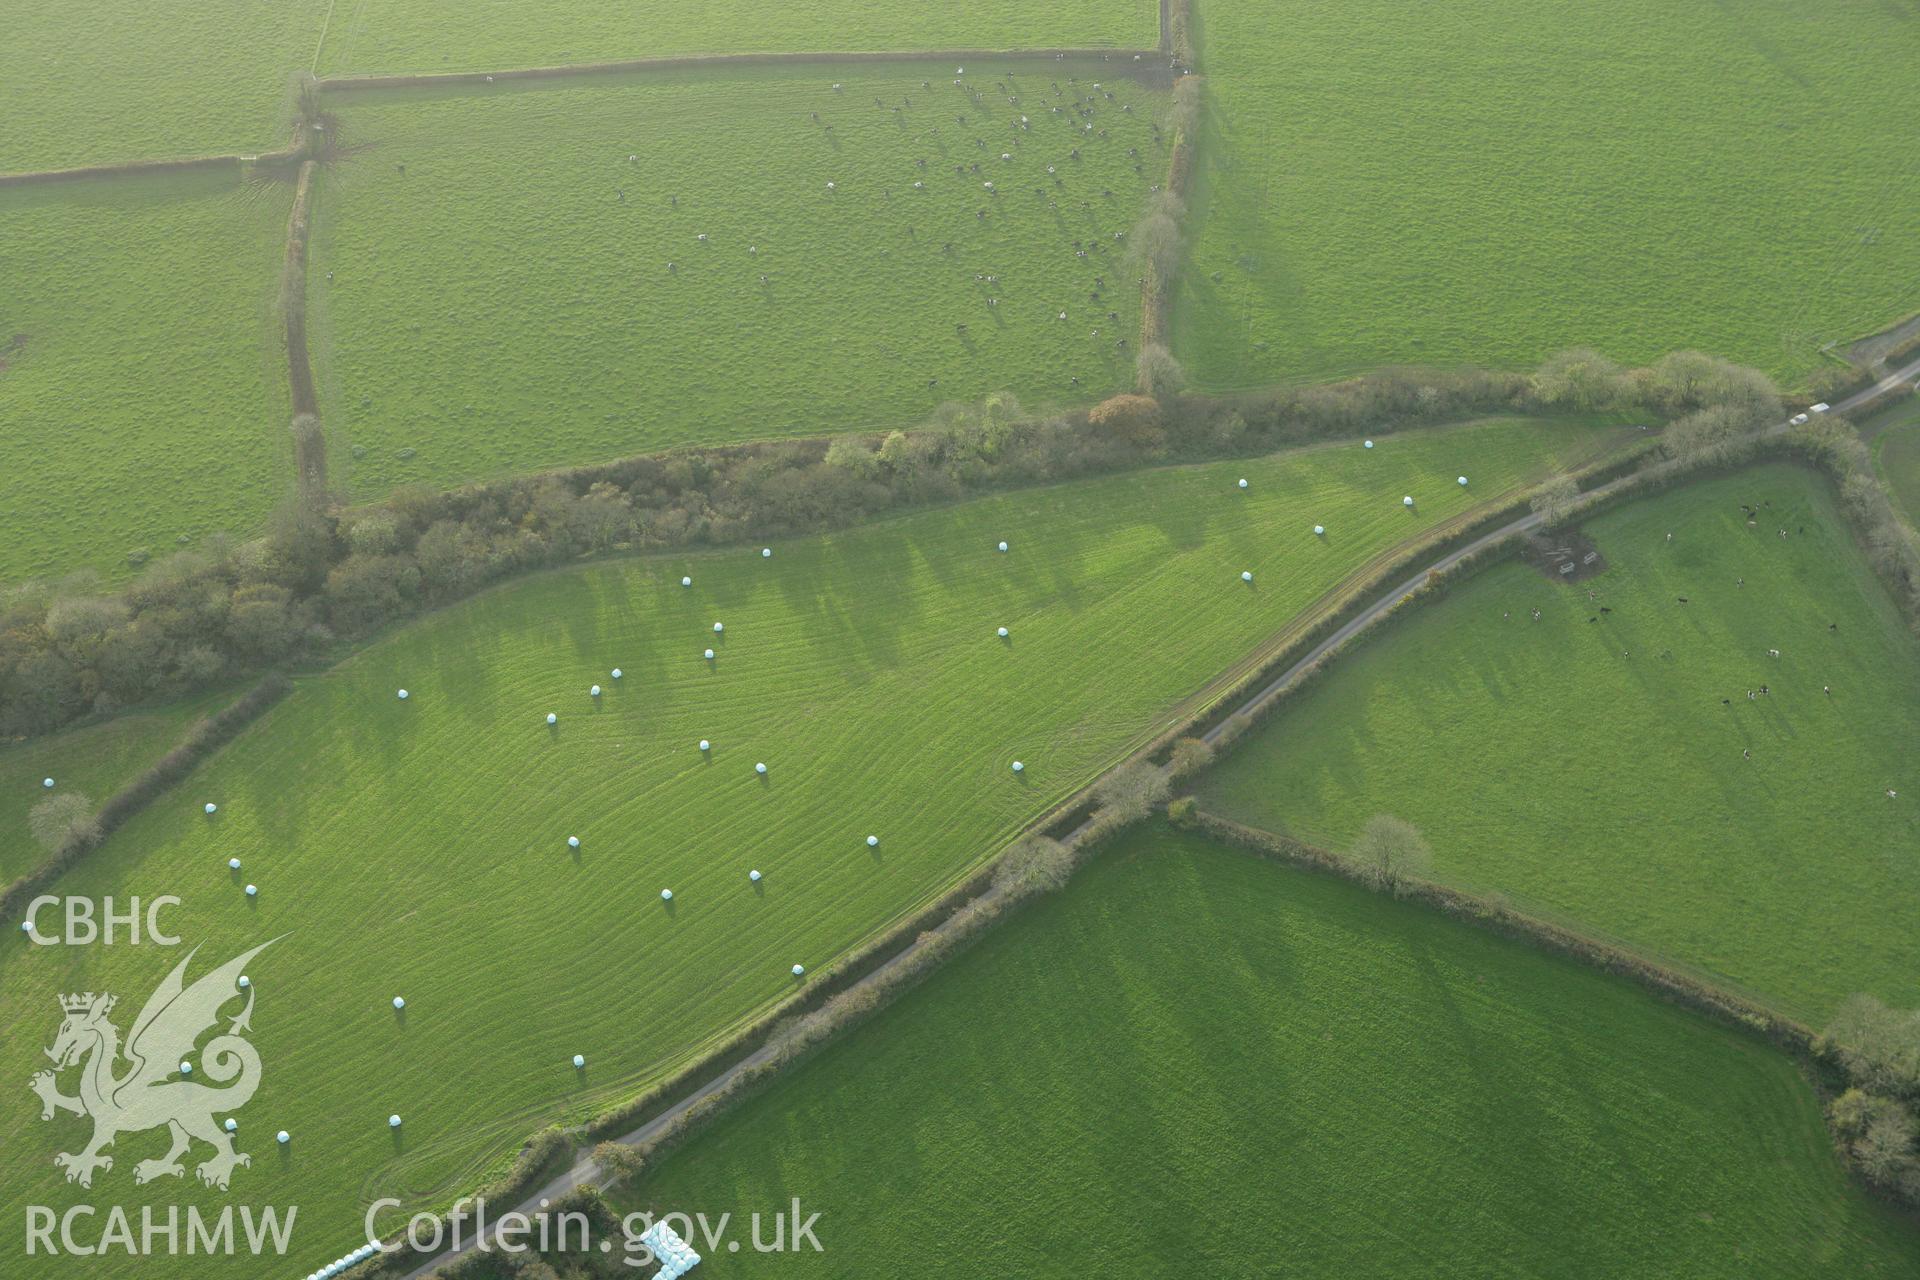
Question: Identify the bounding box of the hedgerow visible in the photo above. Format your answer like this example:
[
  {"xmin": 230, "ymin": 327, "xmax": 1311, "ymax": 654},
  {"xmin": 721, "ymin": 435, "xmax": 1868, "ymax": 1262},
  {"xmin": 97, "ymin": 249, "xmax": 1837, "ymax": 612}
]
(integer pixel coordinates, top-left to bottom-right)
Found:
[{"xmin": 4, "ymin": 356, "xmax": 1634, "ymax": 739}]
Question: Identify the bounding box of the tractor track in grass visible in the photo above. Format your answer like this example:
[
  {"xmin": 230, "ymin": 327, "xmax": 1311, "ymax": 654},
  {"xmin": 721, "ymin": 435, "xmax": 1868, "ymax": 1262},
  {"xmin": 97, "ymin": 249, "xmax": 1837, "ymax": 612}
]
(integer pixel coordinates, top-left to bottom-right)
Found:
[
  {"xmin": 392, "ymin": 476, "xmax": 1585, "ymax": 1280},
  {"xmin": 397, "ymin": 354, "xmax": 1920, "ymax": 1278}
]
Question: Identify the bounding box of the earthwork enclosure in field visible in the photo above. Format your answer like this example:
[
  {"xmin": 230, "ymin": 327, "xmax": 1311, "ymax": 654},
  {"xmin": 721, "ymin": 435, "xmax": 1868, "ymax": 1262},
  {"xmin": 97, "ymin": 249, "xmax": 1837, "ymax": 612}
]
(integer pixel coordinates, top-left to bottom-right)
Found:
[
  {"xmin": 0, "ymin": 420, "xmax": 1627, "ymax": 1274},
  {"xmin": 5, "ymin": 2, "xmax": 1920, "ymax": 1278}
]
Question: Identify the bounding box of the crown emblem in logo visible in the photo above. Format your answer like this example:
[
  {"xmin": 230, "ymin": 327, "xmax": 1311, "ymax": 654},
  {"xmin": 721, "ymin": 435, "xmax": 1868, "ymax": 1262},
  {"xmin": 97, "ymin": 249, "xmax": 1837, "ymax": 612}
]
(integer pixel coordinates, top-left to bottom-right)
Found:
[{"xmin": 32, "ymin": 940, "xmax": 277, "ymax": 1191}]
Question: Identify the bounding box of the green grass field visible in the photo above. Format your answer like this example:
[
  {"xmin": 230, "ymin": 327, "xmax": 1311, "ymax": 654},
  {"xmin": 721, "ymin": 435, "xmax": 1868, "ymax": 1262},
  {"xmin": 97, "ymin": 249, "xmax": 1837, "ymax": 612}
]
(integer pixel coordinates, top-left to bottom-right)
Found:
[
  {"xmin": 1175, "ymin": 0, "xmax": 1920, "ymax": 390},
  {"xmin": 309, "ymin": 63, "xmax": 1168, "ymax": 500},
  {"xmin": 1867, "ymin": 397, "xmax": 1920, "ymax": 527},
  {"xmin": 0, "ymin": 0, "xmax": 328, "ymax": 173},
  {"xmin": 0, "ymin": 0, "xmax": 1154, "ymax": 174},
  {"xmin": 0, "ymin": 172, "xmax": 294, "ymax": 585},
  {"xmin": 1199, "ymin": 464, "xmax": 1920, "ymax": 1022},
  {"xmin": 316, "ymin": 0, "xmax": 1158, "ymax": 78},
  {"xmin": 0, "ymin": 688, "xmax": 237, "ymax": 883},
  {"xmin": 0, "ymin": 419, "xmax": 1627, "ymax": 1278},
  {"xmin": 617, "ymin": 825, "xmax": 1920, "ymax": 1278}
]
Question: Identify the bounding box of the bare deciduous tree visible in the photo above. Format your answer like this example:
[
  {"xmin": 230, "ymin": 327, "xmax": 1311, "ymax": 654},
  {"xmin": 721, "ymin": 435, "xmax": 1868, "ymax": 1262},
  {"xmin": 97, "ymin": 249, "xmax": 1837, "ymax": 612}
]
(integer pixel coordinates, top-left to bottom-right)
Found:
[
  {"xmin": 1168, "ymin": 737, "xmax": 1214, "ymax": 778},
  {"xmin": 1347, "ymin": 814, "xmax": 1432, "ymax": 895},
  {"xmin": 1659, "ymin": 402, "xmax": 1769, "ymax": 465},
  {"xmin": 1532, "ymin": 348, "xmax": 1627, "ymax": 411},
  {"xmin": 1822, "ymin": 994, "xmax": 1920, "ymax": 1094},
  {"xmin": 1136, "ymin": 343, "xmax": 1186, "ymax": 398},
  {"xmin": 1647, "ymin": 350, "xmax": 1779, "ymax": 417},
  {"xmin": 591, "ymin": 1140, "xmax": 646, "ymax": 1187},
  {"xmin": 1092, "ymin": 762, "xmax": 1171, "ymax": 822},
  {"xmin": 1529, "ymin": 474, "xmax": 1580, "ymax": 529},
  {"xmin": 992, "ymin": 836, "xmax": 1075, "ymax": 896},
  {"xmin": 1124, "ymin": 191, "xmax": 1186, "ymax": 282},
  {"xmin": 1859, "ymin": 1107, "xmax": 1918, "ymax": 1186},
  {"xmin": 29, "ymin": 792, "xmax": 98, "ymax": 854}
]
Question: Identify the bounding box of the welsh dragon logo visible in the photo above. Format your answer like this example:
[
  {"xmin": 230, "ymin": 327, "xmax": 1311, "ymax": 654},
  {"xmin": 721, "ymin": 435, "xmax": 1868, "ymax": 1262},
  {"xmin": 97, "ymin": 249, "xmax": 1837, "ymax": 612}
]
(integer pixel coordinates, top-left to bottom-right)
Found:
[{"xmin": 29, "ymin": 939, "xmax": 275, "ymax": 1191}]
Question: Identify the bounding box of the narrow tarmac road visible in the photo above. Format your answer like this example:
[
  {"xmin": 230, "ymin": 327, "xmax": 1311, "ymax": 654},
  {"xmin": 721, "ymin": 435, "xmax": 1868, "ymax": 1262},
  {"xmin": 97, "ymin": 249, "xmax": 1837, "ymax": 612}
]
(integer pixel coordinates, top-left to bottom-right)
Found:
[{"xmin": 1200, "ymin": 354, "xmax": 1920, "ymax": 744}]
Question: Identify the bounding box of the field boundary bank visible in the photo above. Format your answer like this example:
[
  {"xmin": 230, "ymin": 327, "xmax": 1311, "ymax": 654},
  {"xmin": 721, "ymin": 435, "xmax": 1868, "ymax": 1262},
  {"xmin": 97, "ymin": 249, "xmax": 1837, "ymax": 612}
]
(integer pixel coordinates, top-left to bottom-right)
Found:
[
  {"xmin": 1, "ymin": 47, "xmax": 1173, "ymax": 183},
  {"xmin": 1168, "ymin": 0, "xmax": 1195, "ymax": 65},
  {"xmin": 1136, "ymin": 75, "xmax": 1198, "ymax": 380},
  {"xmin": 0, "ymin": 153, "xmax": 279, "ymax": 188},
  {"xmin": 0, "ymin": 675, "xmax": 291, "ymax": 933},
  {"xmin": 0, "ymin": 371, "xmax": 1593, "ymax": 739},
  {"xmin": 314, "ymin": 46, "xmax": 1172, "ymax": 96},
  {"xmin": 334, "ymin": 432, "xmax": 1572, "ymax": 1241},
  {"xmin": 384, "ymin": 441, "xmax": 1642, "ymax": 1275},
  {"xmin": 1185, "ymin": 810, "xmax": 1812, "ymax": 1046},
  {"xmin": 284, "ymin": 160, "xmax": 319, "ymax": 420},
  {"xmin": 282, "ymin": 158, "xmax": 328, "ymax": 503},
  {"xmin": 1135, "ymin": 0, "xmax": 1194, "ymax": 386}
]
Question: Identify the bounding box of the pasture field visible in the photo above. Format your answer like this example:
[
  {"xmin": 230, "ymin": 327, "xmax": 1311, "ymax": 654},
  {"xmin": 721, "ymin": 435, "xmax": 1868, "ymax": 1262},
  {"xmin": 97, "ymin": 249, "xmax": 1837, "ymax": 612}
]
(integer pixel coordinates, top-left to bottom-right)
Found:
[
  {"xmin": 316, "ymin": 0, "xmax": 1158, "ymax": 78},
  {"xmin": 0, "ymin": 172, "xmax": 294, "ymax": 585},
  {"xmin": 1199, "ymin": 464, "xmax": 1920, "ymax": 1022},
  {"xmin": 0, "ymin": 0, "xmax": 1154, "ymax": 174},
  {"xmin": 0, "ymin": 419, "xmax": 1630, "ymax": 1278},
  {"xmin": 618, "ymin": 826, "xmax": 1920, "ymax": 1278},
  {"xmin": 1867, "ymin": 398, "xmax": 1920, "ymax": 527},
  {"xmin": 0, "ymin": 0, "xmax": 328, "ymax": 173},
  {"xmin": 308, "ymin": 63, "xmax": 1169, "ymax": 500},
  {"xmin": 0, "ymin": 688, "xmax": 236, "ymax": 883},
  {"xmin": 1174, "ymin": 0, "xmax": 1920, "ymax": 389}
]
